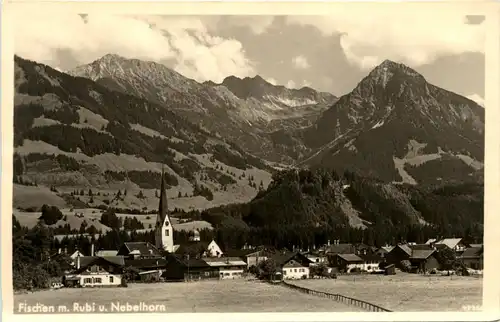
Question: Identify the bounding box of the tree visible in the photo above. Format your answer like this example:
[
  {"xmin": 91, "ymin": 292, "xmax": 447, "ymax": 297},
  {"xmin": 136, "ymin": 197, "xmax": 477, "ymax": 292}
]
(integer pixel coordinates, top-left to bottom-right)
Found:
[
  {"xmin": 100, "ymin": 210, "xmax": 121, "ymax": 230},
  {"xmin": 257, "ymin": 258, "xmax": 278, "ymax": 280},
  {"xmin": 310, "ymin": 262, "xmax": 329, "ymax": 278},
  {"xmin": 435, "ymin": 247, "xmax": 457, "ymax": 270},
  {"xmin": 39, "ymin": 205, "xmax": 63, "ymax": 225},
  {"xmin": 79, "ymin": 220, "xmax": 88, "ymax": 234}
]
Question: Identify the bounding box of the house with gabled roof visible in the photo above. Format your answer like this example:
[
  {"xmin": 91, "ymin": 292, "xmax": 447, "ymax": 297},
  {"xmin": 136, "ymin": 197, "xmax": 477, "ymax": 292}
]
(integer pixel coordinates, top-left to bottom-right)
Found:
[
  {"xmin": 65, "ymin": 256, "xmax": 125, "ymax": 287},
  {"xmin": 426, "ymin": 238, "xmax": 468, "ymax": 253},
  {"xmin": 175, "ymin": 239, "xmax": 223, "ymax": 258},
  {"xmin": 460, "ymin": 245, "xmax": 483, "ymax": 270},
  {"xmin": 376, "ymin": 246, "xmax": 394, "ymax": 259},
  {"xmin": 162, "ymin": 256, "xmax": 220, "ymax": 281},
  {"xmin": 271, "ymin": 251, "xmax": 313, "ymax": 280},
  {"xmin": 225, "ymin": 247, "xmax": 271, "ymax": 268},
  {"xmin": 385, "ymin": 244, "xmax": 413, "ymax": 267},
  {"xmin": 409, "ymin": 249, "xmax": 440, "ymax": 273},
  {"xmin": 435, "ymin": 238, "xmax": 468, "ymax": 253},
  {"xmin": 331, "ymin": 253, "xmax": 364, "ymax": 273},
  {"xmin": 204, "ymin": 257, "xmax": 247, "ymax": 279}
]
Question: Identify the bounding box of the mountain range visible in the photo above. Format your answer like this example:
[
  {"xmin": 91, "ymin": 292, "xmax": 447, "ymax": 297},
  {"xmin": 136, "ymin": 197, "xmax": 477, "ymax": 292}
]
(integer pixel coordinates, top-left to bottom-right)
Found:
[{"xmin": 13, "ymin": 54, "xmax": 484, "ymax": 216}]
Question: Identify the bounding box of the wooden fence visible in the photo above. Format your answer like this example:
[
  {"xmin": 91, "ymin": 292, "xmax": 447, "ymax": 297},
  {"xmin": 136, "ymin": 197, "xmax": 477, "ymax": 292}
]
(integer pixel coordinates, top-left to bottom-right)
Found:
[{"xmin": 279, "ymin": 281, "xmax": 392, "ymax": 312}]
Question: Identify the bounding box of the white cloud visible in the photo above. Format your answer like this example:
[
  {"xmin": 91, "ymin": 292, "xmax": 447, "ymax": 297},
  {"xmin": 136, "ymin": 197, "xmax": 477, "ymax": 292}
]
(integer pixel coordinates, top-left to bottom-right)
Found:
[
  {"xmin": 13, "ymin": 14, "xmax": 255, "ymax": 83},
  {"xmin": 266, "ymin": 77, "xmax": 277, "ymax": 85},
  {"xmin": 466, "ymin": 94, "xmax": 485, "ymax": 107},
  {"xmin": 286, "ymin": 79, "xmax": 311, "ymax": 89},
  {"xmin": 292, "ymin": 55, "xmax": 310, "ymax": 69},
  {"xmin": 286, "ymin": 8, "xmax": 484, "ymax": 70}
]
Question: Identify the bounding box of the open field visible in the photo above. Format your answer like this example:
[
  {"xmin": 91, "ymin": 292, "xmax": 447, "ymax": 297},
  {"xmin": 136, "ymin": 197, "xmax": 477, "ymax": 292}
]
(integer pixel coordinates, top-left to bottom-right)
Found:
[
  {"xmin": 14, "ymin": 279, "xmax": 361, "ymax": 313},
  {"xmin": 289, "ymin": 273, "xmax": 482, "ymax": 311}
]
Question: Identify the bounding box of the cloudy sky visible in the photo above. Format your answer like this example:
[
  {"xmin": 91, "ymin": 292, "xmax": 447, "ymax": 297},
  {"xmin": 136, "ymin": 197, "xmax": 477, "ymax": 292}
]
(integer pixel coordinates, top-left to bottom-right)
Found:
[{"xmin": 14, "ymin": 12, "xmax": 485, "ymax": 103}]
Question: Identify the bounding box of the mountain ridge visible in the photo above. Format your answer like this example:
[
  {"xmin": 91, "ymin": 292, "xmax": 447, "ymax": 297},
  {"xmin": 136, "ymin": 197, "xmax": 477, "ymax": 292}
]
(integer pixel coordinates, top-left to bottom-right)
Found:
[
  {"xmin": 13, "ymin": 54, "xmax": 484, "ymax": 216},
  {"xmin": 69, "ymin": 54, "xmax": 338, "ymax": 164},
  {"xmin": 14, "ymin": 55, "xmax": 277, "ymax": 212}
]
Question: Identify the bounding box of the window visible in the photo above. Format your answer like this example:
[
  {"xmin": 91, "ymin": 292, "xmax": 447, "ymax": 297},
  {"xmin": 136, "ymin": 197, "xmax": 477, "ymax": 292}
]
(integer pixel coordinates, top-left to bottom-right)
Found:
[
  {"xmin": 205, "ymin": 272, "xmax": 211, "ymax": 277},
  {"xmin": 84, "ymin": 278, "xmax": 92, "ymax": 284},
  {"xmin": 94, "ymin": 278, "xmax": 102, "ymax": 284},
  {"xmin": 109, "ymin": 276, "xmax": 114, "ymax": 283},
  {"xmin": 165, "ymin": 230, "xmax": 169, "ymax": 236}
]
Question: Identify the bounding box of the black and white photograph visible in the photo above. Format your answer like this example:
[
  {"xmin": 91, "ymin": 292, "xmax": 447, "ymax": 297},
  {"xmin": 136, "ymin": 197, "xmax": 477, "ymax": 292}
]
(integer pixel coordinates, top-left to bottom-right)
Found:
[{"xmin": 3, "ymin": 1, "xmax": 498, "ymax": 317}]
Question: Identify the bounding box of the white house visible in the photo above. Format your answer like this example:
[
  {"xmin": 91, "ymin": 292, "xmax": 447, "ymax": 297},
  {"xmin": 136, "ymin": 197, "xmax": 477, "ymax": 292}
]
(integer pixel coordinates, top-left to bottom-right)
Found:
[
  {"xmin": 206, "ymin": 240, "xmax": 224, "ymax": 257},
  {"xmin": 282, "ymin": 260, "xmax": 309, "ymax": 279},
  {"xmin": 65, "ymin": 256, "xmax": 124, "ymax": 287},
  {"xmin": 273, "ymin": 251, "xmax": 313, "ymax": 280}
]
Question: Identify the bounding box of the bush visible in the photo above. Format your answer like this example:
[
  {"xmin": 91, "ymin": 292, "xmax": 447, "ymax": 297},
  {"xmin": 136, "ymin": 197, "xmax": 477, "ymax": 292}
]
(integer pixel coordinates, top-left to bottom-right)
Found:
[{"xmin": 120, "ymin": 278, "xmax": 128, "ymax": 288}]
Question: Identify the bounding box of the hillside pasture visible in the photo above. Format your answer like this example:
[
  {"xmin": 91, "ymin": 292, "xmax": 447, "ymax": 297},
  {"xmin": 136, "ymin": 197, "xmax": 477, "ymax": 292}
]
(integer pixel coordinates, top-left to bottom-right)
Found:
[
  {"xmin": 288, "ymin": 273, "xmax": 482, "ymax": 311},
  {"xmin": 14, "ymin": 279, "xmax": 360, "ymax": 313},
  {"xmin": 12, "ymin": 208, "xmax": 212, "ymax": 233}
]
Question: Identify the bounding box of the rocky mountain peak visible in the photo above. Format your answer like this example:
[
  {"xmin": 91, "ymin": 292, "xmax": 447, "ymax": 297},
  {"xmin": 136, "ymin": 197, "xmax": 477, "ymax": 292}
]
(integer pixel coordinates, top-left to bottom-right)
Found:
[{"xmin": 349, "ymin": 59, "xmax": 427, "ymax": 100}]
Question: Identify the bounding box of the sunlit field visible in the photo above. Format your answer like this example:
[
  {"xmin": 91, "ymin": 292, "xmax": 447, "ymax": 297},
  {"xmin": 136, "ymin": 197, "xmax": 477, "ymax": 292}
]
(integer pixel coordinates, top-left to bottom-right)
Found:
[{"xmin": 289, "ymin": 273, "xmax": 483, "ymax": 311}]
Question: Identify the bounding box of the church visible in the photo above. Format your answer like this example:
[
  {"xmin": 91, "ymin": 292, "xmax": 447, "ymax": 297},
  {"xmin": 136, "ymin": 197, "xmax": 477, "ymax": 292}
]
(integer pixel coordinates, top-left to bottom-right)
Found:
[
  {"xmin": 153, "ymin": 168, "xmax": 223, "ymax": 258},
  {"xmin": 155, "ymin": 167, "xmax": 177, "ymax": 253}
]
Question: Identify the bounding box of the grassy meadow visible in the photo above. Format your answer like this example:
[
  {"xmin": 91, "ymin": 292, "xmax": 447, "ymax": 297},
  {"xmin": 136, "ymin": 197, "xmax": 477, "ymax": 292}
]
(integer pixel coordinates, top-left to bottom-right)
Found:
[{"xmin": 289, "ymin": 273, "xmax": 483, "ymax": 311}]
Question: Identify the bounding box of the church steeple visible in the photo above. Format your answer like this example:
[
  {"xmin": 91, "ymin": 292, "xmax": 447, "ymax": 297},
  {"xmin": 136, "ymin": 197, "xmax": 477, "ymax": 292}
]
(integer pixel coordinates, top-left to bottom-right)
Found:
[{"xmin": 155, "ymin": 166, "xmax": 174, "ymax": 252}]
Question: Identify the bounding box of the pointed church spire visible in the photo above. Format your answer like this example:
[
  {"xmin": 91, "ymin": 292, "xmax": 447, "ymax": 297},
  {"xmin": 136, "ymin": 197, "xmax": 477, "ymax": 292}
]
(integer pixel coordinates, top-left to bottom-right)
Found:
[{"xmin": 158, "ymin": 165, "xmax": 169, "ymax": 224}]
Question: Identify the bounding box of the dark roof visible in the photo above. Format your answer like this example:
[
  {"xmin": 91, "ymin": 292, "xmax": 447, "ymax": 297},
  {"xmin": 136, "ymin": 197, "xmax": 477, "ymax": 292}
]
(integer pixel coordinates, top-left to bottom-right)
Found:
[
  {"xmin": 120, "ymin": 242, "xmax": 162, "ymax": 257},
  {"xmin": 271, "ymin": 251, "xmax": 312, "ymax": 267},
  {"xmin": 409, "ymin": 244, "xmax": 433, "ymax": 251},
  {"xmin": 325, "ymin": 244, "xmax": 356, "ymax": 254},
  {"xmin": 175, "ymin": 241, "xmax": 210, "ymax": 256},
  {"xmin": 461, "ymin": 246, "xmax": 483, "ymax": 259},
  {"xmin": 337, "ymin": 254, "xmax": 363, "ymax": 262},
  {"xmin": 359, "ymin": 253, "xmax": 383, "ymax": 262},
  {"xmin": 168, "ymin": 255, "xmax": 211, "ymax": 268},
  {"xmin": 73, "ymin": 256, "xmax": 125, "ymax": 273},
  {"xmin": 410, "ymin": 249, "xmax": 436, "ymax": 260},
  {"xmin": 124, "ymin": 258, "xmax": 168, "ymax": 269},
  {"xmin": 395, "ymin": 244, "xmax": 413, "ymax": 256},
  {"xmin": 354, "ymin": 243, "xmax": 372, "ymax": 250}
]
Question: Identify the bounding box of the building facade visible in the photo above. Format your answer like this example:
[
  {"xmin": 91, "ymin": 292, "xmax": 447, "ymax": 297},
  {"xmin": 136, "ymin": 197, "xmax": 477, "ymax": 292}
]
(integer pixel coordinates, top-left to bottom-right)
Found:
[{"xmin": 65, "ymin": 256, "xmax": 124, "ymax": 287}]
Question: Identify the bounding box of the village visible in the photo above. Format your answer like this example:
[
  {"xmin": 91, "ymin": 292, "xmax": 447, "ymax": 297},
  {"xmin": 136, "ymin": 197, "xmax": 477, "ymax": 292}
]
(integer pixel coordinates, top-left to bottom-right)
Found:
[{"xmin": 50, "ymin": 172, "xmax": 483, "ymax": 289}]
